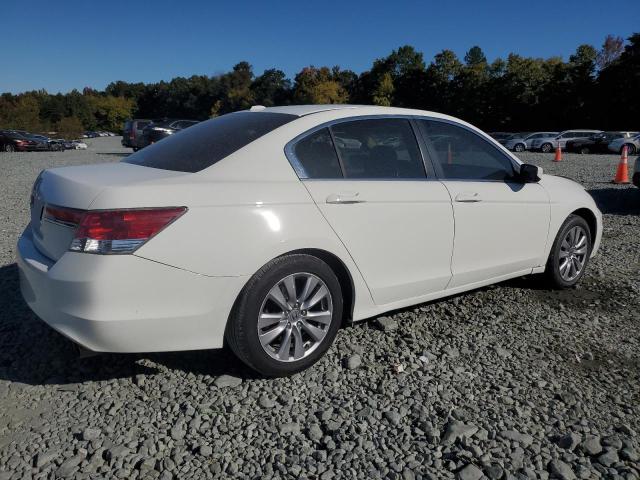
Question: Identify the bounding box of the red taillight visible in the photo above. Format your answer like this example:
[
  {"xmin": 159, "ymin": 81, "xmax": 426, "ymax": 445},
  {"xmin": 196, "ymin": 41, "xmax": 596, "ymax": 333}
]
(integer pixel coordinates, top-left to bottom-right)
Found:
[
  {"xmin": 44, "ymin": 205, "xmax": 85, "ymax": 227},
  {"xmin": 42, "ymin": 205, "xmax": 186, "ymax": 254},
  {"xmin": 75, "ymin": 208, "xmax": 186, "ymax": 241}
]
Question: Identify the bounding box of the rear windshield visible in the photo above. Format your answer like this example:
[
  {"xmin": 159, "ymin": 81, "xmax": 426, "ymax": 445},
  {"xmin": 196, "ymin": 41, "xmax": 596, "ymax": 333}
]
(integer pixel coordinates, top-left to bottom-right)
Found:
[{"xmin": 123, "ymin": 112, "xmax": 297, "ymax": 173}]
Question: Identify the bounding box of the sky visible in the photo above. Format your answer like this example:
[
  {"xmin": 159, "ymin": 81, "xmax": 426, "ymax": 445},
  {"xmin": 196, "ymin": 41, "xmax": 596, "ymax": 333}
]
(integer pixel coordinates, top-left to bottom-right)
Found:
[{"xmin": 2, "ymin": 0, "xmax": 639, "ymax": 94}]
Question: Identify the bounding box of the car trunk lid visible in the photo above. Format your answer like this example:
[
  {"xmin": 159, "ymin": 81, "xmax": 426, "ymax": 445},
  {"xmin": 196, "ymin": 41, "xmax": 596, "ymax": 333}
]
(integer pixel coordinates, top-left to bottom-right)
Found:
[{"xmin": 30, "ymin": 162, "xmax": 186, "ymax": 261}]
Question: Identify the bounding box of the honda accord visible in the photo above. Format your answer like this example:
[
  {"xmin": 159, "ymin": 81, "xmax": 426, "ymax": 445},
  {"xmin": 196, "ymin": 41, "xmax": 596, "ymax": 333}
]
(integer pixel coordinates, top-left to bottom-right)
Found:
[{"xmin": 18, "ymin": 105, "xmax": 602, "ymax": 376}]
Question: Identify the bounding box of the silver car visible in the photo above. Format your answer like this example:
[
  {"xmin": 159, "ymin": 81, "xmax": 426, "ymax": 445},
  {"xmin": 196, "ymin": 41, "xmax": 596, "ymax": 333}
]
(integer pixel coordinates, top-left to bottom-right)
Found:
[
  {"xmin": 531, "ymin": 130, "xmax": 602, "ymax": 153},
  {"xmin": 504, "ymin": 132, "xmax": 559, "ymax": 152},
  {"xmin": 608, "ymin": 134, "xmax": 640, "ymax": 155}
]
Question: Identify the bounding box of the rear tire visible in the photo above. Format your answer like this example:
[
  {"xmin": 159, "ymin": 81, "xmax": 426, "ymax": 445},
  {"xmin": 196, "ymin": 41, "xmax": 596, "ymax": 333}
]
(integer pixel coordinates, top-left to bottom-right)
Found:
[
  {"xmin": 4, "ymin": 144, "xmax": 15, "ymax": 152},
  {"xmin": 623, "ymin": 144, "xmax": 636, "ymax": 155},
  {"xmin": 543, "ymin": 215, "xmax": 592, "ymax": 289},
  {"xmin": 514, "ymin": 143, "xmax": 525, "ymax": 152},
  {"xmin": 226, "ymin": 254, "xmax": 343, "ymax": 377},
  {"xmin": 541, "ymin": 143, "xmax": 553, "ymax": 153},
  {"xmin": 580, "ymin": 147, "xmax": 590, "ymax": 154}
]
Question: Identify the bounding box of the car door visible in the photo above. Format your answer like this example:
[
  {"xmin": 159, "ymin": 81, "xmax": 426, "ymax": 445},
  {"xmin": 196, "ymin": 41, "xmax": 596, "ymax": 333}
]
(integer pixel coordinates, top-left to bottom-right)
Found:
[
  {"xmin": 286, "ymin": 117, "xmax": 454, "ymax": 306},
  {"xmin": 416, "ymin": 119, "xmax": 550, "ymax": 289}
]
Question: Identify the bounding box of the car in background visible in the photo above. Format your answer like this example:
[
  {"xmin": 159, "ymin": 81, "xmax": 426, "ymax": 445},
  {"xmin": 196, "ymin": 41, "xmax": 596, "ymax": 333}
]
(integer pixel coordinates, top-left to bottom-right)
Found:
[
  {"xmin": 503, "ymin": 132, "xmax": 558, "ymax": 152},
  {"xmin": 0, "ymin": 130, "xmax": 39, "ymax": 152},
  {"xmin": 488, "ymin": 132, "xmax": 513, "ymax": 142},
  {"xmin": 608, "ymin": 133, "xmax": 640, "ymax": 155},
  {"xmin": 122, "ymin": 119, "xmax": 151, "ymax": 151},
  {"xmin": 633, "ymin": 156, "xmax": 640, "ymax": 188},
  {"xmin": 72, "ymin": 140, "xmax": 88, "ymax": 150},
  {"xmin": 530, "ymin": 130, "xmax": 602, "ymax": 153},
  {"xmin": 566, "ymin": 131, "xmax": 638, "ymax": 154},
  {"xmin": 140, "ymin": 119, "xmax": 199, "ymax": 147}
]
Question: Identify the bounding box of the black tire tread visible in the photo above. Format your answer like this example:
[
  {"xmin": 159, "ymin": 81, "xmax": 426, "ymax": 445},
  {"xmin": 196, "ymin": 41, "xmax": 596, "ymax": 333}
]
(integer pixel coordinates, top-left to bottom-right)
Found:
[
  {"xmin": 226, "ymin": 254, "xmax": 343, "ymax": 377},
  {"xmin": 543, "ymin": 214, "xmax": 592, "ymax": 289}
]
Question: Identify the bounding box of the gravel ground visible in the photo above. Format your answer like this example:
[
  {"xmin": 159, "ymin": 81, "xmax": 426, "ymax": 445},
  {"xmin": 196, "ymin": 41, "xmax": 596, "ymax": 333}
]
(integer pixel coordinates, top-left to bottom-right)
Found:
[{"xmin": 0, "ymin": 137, "xmax": 639, "ymax": 480}]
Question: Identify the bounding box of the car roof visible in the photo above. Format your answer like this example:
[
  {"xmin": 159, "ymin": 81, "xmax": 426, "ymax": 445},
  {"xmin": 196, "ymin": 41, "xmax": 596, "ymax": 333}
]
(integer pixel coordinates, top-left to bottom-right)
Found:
[{"xmin": 259, "ymin": 104, "xmax": 363, "ymax": 116}]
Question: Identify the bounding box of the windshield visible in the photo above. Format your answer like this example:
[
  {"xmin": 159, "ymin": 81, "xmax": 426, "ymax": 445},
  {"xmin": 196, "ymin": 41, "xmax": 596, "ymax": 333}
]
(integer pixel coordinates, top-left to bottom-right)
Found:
[{"xmin": 124, "ymin": 111, "xmax": 297, "ymax": 173}]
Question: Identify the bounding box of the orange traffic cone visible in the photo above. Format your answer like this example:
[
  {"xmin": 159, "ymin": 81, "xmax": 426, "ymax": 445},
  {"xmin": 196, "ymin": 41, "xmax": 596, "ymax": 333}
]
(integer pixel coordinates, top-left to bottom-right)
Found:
[
  {"xmin": 613, "ymin": 145, "xmax": 630, "ymax": 184},
  {"xmin": 553, "ymin": 144, "xmax": 562, "ymax": 162}
]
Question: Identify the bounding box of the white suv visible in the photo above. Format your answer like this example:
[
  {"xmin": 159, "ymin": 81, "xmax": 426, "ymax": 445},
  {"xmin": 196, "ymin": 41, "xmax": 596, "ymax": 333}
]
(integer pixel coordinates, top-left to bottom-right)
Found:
[{"xmin": 531, "ymin": 130, "xmax": 602, "ymax": 153}]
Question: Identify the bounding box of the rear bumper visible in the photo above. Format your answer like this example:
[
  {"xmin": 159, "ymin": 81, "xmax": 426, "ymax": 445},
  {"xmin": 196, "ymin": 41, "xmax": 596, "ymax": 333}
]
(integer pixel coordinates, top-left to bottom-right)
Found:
[
  {"xmin": 17, "ymin": 226, "xmax": 248, "ymax": 353},
  {"xmin": 633, "ymin": 172, "xmax": 640, "ymax": 188}
]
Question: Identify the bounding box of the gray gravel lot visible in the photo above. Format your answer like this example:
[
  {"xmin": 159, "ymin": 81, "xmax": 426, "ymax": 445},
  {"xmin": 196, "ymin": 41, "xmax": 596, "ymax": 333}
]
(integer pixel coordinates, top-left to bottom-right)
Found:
[{"xmin": 0, "ymin": 137, "xmax": 639, "ymax": 480}]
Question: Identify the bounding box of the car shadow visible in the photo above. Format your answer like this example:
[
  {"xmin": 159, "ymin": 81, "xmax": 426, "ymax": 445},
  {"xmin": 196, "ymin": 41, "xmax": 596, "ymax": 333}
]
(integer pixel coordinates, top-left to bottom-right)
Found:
[
  {"xmin": 587, "ymin": 187, "xmax": 640, "ymax": 215},
  {"xmin": 0, "ymin": 263, "xmax": 255, "ymax": 386}
]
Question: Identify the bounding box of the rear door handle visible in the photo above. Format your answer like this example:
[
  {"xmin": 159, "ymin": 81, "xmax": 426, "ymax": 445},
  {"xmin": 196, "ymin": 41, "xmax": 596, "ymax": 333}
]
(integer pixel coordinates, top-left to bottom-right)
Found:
[
  {"xmin": 326, "ymin": 192, "xmax": 364, "ymax": 204},
  {"xmin": 455, "ymin": 192, "xmax": 482, "ymax": 203}
]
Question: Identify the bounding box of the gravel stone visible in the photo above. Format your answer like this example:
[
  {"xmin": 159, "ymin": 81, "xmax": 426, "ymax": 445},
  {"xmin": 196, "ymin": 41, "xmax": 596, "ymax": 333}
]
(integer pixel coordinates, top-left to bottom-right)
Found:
[
  {"xmin": 344, "ymin": 354, "xmax": 362, "ymax": 370},
  {"xmin": 548, "ymin": 459, "xmax": 576, "ymax": 480},
  {"xmin": 597, "ymin": 448, "xmax": 619, "ymax": 467},
  {"xmin": 581, "ymin": 435, "xmax": 602, "ymax": 456},
  {"xmin": 82, "ymin": 427, "xmax": 101, "ymax": 441},
  {"xmin": 442, "ymin": 419, "xmax": 478, "ymax": 444},
  {"xmin": 213, "ymin": 374, "xmax": 242, "ymax": 388},
  {"xmin": 457, "ymin": 464, "xmax": 483, "ymax": 480},
  {"xmin": 373, "ymin": 316, "xmax": 398, "ymax": 332}
]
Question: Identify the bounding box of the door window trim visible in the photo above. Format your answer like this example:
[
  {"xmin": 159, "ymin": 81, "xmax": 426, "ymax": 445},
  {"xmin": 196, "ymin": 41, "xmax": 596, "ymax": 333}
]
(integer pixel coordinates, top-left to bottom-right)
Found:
[{"xmin": 284, "ymin": 115, "xmax": 438, "ymax": 181}]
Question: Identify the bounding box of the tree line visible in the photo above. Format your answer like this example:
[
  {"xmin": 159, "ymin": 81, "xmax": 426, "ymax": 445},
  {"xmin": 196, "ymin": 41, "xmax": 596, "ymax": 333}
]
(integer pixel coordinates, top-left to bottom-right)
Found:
[{"xmin": 0, "ymin": 33, "xmax": 637, "ymax": 138}]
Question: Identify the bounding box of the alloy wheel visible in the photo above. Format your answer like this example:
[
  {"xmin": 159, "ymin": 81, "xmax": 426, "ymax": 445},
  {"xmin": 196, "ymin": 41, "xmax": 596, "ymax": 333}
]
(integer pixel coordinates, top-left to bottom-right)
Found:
[
  {"xmin": 257, "ymin": 273, "xmax": 333, "ymax": 362},
  {"xmin": 558, "ymin": 226, "xmax": 588, "ymax": 282}
]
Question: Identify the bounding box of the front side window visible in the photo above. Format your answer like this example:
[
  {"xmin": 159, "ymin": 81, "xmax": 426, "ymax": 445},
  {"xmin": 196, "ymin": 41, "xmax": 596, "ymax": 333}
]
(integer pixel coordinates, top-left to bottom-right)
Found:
[
  {"xmin": 418, "ymin": 120, "xmax": 516, "ymax": 181},
  {"xmin": 331, "ymin": 119, "xmax": 425, "ymax": 179},
  {"xmin": 124, "ymin": 111, "xmax": 296, "ymax": 173}
]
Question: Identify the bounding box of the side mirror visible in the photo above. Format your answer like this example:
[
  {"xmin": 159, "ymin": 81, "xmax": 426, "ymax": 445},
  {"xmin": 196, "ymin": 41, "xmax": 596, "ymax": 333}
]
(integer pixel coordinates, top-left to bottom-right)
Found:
[{"xmin": 518, "ymin": 163, "xmax": 542, "ymax": 183}]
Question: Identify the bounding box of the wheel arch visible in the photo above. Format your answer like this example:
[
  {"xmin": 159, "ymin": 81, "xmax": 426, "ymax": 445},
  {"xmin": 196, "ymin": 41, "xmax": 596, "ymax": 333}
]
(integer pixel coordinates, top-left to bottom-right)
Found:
[{"xmin": 571, "ymin": 207, "xmax": 598, "ymax": 243}]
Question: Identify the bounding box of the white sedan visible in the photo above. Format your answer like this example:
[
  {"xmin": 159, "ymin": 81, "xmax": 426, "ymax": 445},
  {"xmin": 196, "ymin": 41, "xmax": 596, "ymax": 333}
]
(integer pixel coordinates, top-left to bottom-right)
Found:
[{"xmin": 18, "ymin": 105, "xmax": 602, "ymax": 376}]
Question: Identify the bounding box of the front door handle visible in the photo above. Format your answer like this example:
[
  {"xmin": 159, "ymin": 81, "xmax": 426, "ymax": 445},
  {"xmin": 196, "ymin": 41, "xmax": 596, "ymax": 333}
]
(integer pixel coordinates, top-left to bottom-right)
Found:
[
  {"xmin": 326, "ymin": 192, "xmax": 364, "ymax": 204},
  {"xmin": 455, "ymin": 192, "xmax": 482, "ymax": 203}
]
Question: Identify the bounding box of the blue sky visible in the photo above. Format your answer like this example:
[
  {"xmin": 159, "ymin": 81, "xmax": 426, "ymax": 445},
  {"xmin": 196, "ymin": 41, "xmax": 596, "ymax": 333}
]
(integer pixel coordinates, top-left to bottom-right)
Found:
[{"xmin": 2, "ymin": 0, "xmax": 638, "ymax": 94}]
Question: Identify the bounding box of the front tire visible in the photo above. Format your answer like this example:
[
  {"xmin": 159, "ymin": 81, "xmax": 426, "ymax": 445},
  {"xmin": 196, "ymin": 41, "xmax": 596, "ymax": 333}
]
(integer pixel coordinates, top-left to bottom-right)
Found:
[
  {"xmin": 623, "ymin": 144, "xmax": 636, "ymax": 155},
  {"xmin": 541, "ymin": 143, "xmax": 553, "ymax": 153},
  {"xmin": 580, "ymin": 147, "xmax": 590, "ymax": 154},
  {"xmin": 544, "ymin": 215, "xmax": 592, "ymax": 289},
  {"xmin": 4, "ymin": 144, "xmax": 15, "ymax": 152},
  {"xmin": 226, "ymin": 254, "xmax": 343, "ymax": 377}
]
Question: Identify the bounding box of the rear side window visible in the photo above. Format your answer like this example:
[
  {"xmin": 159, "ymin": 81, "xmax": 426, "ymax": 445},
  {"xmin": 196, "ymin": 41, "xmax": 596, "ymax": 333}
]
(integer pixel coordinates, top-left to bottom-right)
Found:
[
  {"xmin": 331, "ymin": 119, "xmax": 425, "ymax": 179},
  {"xmin": 135, "ymin": 121, "xmax": 150, "ymax": 130},
  {"xmin": 124, "ymin": 112, "xmax": 296, "ymax": 173},
  {"xmin": 293, "ymin": 128, "xmax": 343, "ymax": 178}
]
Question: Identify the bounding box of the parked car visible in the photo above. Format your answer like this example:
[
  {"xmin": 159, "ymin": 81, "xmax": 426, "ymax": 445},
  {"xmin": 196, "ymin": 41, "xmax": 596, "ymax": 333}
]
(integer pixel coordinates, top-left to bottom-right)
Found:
[
  {"xmin": 633, "ymin": 156, "xmax": 640, "ymax": 188},
  {"xmin": 488, "ymin": 132, "xmax": 513, "ymax": 142},
  {"xmin": 608, "ymin": 133, "xmax": 640, "ymax": 155},
  {"xmin": 72, "ymin": 140, "xmax": 88, "ymax": 150},
  {"xmin": 17, "ymin": 105, "xmax": 602, "ymax": 376},
  {"xmin": 0, "ymin": 130, "xmax": 38, "ymax": 152},
  {"xmin": 531, "ymin": 130, "xmax": 602, "ymax": 153},
  {"xmin": 566, "ymin": 131, "xmax": 638, "ymax": 154},
  {"xmin": 140, "ymin": 119, "xmax": 199, "ymax": 147},
  {"xmin": 122, "ymin": 119, "xmax": 152, "ymax": 151},
  {"xmin": 503, "ymin": 132, "xmax": 559, "ymax": 152}
]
